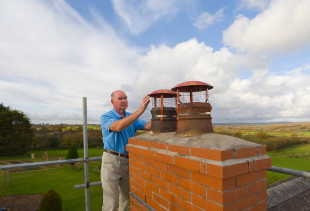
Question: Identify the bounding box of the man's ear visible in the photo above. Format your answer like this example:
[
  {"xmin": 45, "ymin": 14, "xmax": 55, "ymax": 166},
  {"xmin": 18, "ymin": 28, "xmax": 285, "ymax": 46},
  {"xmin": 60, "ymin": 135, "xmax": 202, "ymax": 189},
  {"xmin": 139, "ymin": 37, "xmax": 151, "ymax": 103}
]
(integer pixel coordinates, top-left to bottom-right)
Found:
[{"xmin": 111, "ymin": 99, "xmax": 114, "ymax": 105}]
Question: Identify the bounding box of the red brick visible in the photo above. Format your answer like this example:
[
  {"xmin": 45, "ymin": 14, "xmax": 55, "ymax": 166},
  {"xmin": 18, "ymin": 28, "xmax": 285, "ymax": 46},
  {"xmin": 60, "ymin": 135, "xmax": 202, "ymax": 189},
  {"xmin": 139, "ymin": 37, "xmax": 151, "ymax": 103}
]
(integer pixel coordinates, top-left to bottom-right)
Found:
[
  {"xmin": 146, "ymin": 180, "xmax": 159, "ymax": 194},
  {"xmin": 130, "ymin": 178, "xmax": 141, "ymax": 190},
  {"xmin": 140, "ymin": 171, "xmax": 152, "ymax": 182},
  {"xmin": 258, "ymin": 170, "xmax": 267, "ymax": 180},
  {"xmin": 129, "ymin": 165, "xmax": 140, "ymax": 175},
  {"xmin": 129, "ymin": 138, "xmax": 139, "ymax": 145},
  {"xmin": 131, "ymin": 146, "xmax": 142, "ymax": 155},
  {"xmin": 191, "ymin": 147, "xmax": 234, "ymax": 161},
  {"xmin": 168, "ymin": 145, "xmax": 190, "ymax": 155},
  {"xmin": 192, "ymin": 194, "xmax": 221, "ymax": 210},
  {"xmin": 180, "ymin": 178, "xmax": 206, "ymax": 197},
  {"xmin": 160, "ymin": 171, "xmax": 179, "ymax": 185},
  {"xmin": 207, "ymin": 186, "xmax": 247, "ymax": 205},
  {"xmin": 169, "ymin": 183, "xmax": 191, "ymax": 201},
  {"xmin": 126, "ymin": 145, "xmax": 131, "ymax": 152},
  {"xmin": 152, "ymin": 176, "xmax": 168, "ymax": 190},
  {"xmin": 146, "ymin": 196, "xmax": 160, "ymax": 211},
  {"xmin": 135, "ymin": 188, "xmax": 146, "ymax": 202},
  {"xmin": 191, "ymin": 171, "xmax": 235, "ymax": 191},
  {"xmin": 249, "ymin": 161, "xmax": 254, "ymax": 172},
  {"xmin": 236, "ymin": 172, "xmax": 258, "ymax": 187},
  {"xmin": 200, "ymin": 162, "xmax": 205, "ymax": 174},
  {"xmin": 152, "ymin": 160, "xmax": 168, "ymax": 171},
  {"xmin": 140, "ymin": 185, "xmax": 152, "ymax": 198},
  {"xmin": 249, "ymin": 180, "xmax": 267, "ymax": 195},
  {"xmin": 258, "ymin": 146, "xmax": 266, "ymax": 155},
  {"xmin": 235, "ymin": 148, "xmax": 257, "ymax": 159},
  {"xmin": 139, "ymin": 155, "xmax": 152, "ymax": 165},
  {"xmin": 207, "ymin": 162, "xmax": 248, "ymax": 179},
  {"xmin": 153, "ymin": 193, "xmax": 169, "ymax": 208},
  {"xmin": 139, "ymin": 140, "xmax": 151, "ymax": 148},
  {"xmin": 175, "ymin": 156, "xmax": 200, "ymax": 172},
  {"xmin": 259, "ymin": 190, "xmax": 267, "ymax": 201},
  {"xmin": 160, "ymin": 188, "xmax": 179, "ymax": 205},
  {"xmin": 248, "ymin": 201, "xmax": 267, "ymax": 211},
  {"xmin": 135, "ymin": 160, "xmax": 145, "ymax": 171},
  {"xmin": 168, "ymin": 165, "xmax": 190, "ymax": 179},
  {"xmin": 145, "ymin": 165, "xmax": 160, "ymax": 177},
  {"xmin": 254, "ymin": 158, "xmax": 272, "ymax": 171},
  {"xmin": 130, "ymin": 152, "xmax": 139, "ymax": 161},
  {"xmin": 156, "ymin": 152, "xmax": 174, "ymax": 164},
  {"xmin": 152, "ymin": 142, "xmax": 167, "ymax": 150},
  {"xmin": 141, "ymin": 148, "xmax": 155, "ymax": 159},
  {"xmin": 170, "ymin": 204, "xmax": 182, "ymax": 211},
  {"xmin": 179, "ymin": 198, "xmax": 202, "ymax": 211},
  {"xmin": 236, "ymin": 194, "xmax": 258, "ymax": 211},
  {"xmin": 135, "ymin": 175, "xmax": 146, "ymax": 186}
]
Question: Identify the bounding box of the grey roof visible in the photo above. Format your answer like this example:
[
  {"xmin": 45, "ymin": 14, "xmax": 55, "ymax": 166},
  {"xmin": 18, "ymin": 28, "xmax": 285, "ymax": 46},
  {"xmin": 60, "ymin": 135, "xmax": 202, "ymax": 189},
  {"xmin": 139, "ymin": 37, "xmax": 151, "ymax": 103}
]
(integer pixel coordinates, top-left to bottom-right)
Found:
[{"xmin": 267, "ymin": 176, "xmax": 310, "ymax": 211}]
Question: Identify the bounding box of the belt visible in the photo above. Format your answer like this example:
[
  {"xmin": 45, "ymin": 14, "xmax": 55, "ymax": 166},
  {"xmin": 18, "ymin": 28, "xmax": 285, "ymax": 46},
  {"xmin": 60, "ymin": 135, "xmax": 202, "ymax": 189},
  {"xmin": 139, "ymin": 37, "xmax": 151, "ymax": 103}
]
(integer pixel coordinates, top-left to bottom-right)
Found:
[{"xmin": 105, "ymin": 149, "xmax": 129, "ymax": 158}]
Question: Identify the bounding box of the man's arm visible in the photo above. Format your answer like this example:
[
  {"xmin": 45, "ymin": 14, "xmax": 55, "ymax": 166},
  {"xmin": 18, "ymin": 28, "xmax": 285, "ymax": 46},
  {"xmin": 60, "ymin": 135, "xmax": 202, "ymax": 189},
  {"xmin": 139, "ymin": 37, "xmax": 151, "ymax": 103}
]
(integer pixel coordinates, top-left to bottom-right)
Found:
[
  {"xmin": 110, "ymin": 95, "xmax": 150, "ymax": 132},
  {"xmin": 143, "ymin": 121, "xmax": 151, "ymax": 131}
]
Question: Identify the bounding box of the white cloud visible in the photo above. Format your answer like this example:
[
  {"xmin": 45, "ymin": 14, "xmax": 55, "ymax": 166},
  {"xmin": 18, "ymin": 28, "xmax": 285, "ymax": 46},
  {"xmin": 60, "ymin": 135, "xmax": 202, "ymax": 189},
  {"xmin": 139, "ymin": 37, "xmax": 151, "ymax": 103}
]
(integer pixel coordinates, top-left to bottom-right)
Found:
[
  {"xmin": 237, "ymin": 0, "xmax": 270, "ymax": 11},
  {"xmin": 0, "ymin": 0, "xmax": 139, "ymax": 123},
  {"xmin": 193, "ymin": 8, "xmax": 224, "ymax": 30},
  {"xmin": 111, "ymin": 0, "xmax": 185, "ymax": 35},
  {"xmin": 223, "ymin": 0, "xmax": 310, "ymax": 53},
  {"xmin": 130, "ymin": 39, "xmax": 310, "ymax": 122}
]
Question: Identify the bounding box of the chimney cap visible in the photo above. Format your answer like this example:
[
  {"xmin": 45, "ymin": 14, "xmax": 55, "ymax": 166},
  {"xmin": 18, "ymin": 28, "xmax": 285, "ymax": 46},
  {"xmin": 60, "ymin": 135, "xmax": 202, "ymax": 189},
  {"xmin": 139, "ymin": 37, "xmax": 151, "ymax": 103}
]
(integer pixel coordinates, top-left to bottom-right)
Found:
[
  {"xmin": 171, "ymin": 81, "xmax": 213, "ymax": 92},
  {"xmin": 149, "ymin": 89, "xmax": 177, "ymax": 98}
]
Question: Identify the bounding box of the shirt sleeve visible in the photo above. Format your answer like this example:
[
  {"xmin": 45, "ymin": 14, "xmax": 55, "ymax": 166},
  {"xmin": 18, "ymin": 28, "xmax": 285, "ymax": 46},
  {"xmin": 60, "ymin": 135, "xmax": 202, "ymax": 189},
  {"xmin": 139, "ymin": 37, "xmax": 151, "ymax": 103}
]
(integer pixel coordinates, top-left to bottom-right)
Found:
[
  {"xmin": 100, "ymin": 114, "xmax": 117, "ymax": 131},
  {"xmin": 134, "ymin": 118, "xmax": 147, "ymax": 130}
]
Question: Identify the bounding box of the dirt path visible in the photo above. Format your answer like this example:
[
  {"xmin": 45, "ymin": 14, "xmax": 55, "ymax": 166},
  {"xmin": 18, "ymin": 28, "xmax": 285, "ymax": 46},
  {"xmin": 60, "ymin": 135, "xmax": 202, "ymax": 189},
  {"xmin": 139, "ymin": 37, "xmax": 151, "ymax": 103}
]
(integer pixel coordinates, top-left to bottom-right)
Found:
[{"xmin": 0, "ymin": 194, "xmax": 43, "ymax": 211}]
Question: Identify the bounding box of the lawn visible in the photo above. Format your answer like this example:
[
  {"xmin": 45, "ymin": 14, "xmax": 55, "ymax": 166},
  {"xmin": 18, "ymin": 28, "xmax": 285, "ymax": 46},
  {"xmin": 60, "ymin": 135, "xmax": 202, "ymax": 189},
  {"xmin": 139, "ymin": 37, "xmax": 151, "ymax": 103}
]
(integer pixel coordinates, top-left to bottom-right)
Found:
[
  {"xmin": 267, "ymin": 144, "xmax": 310, "ymax": 184},
  {"xmin": 0, "ymin": 148, "xmax": 104, "ymax": 211},
  {"xmin": 1, "ymin": 144, "xmax": 310, "ymax": 209}
]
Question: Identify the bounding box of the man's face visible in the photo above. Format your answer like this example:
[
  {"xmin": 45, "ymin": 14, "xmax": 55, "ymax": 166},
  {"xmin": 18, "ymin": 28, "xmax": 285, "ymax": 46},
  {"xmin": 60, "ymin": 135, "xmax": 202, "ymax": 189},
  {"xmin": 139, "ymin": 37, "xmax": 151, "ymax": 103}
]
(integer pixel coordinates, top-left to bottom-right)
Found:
[{"xmin": 111, "ymin": 91, "xmax": 128, "ymax": 112}]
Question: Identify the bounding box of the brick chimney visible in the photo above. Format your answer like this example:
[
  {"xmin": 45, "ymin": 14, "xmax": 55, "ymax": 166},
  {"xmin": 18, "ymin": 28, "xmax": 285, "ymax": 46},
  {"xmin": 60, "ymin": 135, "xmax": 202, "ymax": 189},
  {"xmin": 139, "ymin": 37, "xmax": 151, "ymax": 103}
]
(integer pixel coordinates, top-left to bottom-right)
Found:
[{"xmin": 126, "ymin": 133, "xmax": 271, "ymax": 211}]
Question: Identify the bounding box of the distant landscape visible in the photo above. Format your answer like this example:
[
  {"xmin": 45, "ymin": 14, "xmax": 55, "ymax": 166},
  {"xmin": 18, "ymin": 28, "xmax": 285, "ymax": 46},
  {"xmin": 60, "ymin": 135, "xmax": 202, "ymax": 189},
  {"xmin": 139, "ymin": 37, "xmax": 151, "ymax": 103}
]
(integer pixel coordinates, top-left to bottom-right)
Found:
[{"xmin": 1, "ymin": 122, "xmax": 310, "ymax": 210}]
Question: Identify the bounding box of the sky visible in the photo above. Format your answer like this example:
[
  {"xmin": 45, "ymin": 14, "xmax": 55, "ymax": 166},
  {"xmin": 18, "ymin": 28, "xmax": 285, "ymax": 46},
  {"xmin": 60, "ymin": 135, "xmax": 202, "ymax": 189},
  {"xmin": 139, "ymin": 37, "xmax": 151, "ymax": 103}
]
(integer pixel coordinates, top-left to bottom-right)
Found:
[{"xmin": 1, "ymin": 0, "xmax": 310, "ymax": 124}]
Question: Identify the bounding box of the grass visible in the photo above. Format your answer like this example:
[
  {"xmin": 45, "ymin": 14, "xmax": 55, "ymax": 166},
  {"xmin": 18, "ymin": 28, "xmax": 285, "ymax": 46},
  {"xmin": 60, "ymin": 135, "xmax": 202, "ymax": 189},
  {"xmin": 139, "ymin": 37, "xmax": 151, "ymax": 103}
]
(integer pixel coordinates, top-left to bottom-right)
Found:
[
  {"xmin": 0, "ymin": 163, "xmax": 103, "ymax": 210},
  {"xmin": 1, "ymin": 143, "xmax": 310, "ymax": 209},
  {"xmin": 0, "ymin": 148, "xmax": 104, "ymax": 210},
  {"xmin": 267, "ymin": 144, "xmax": 310, "ymax": 184}
]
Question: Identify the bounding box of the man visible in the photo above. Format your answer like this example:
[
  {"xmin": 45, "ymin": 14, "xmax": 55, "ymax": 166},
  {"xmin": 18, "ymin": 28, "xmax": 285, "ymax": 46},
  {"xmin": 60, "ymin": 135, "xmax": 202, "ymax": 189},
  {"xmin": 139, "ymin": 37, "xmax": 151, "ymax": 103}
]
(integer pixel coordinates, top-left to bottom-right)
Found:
[{"xmin": 100, "ymin": 90, "xmax": 151, "ymax": 211}]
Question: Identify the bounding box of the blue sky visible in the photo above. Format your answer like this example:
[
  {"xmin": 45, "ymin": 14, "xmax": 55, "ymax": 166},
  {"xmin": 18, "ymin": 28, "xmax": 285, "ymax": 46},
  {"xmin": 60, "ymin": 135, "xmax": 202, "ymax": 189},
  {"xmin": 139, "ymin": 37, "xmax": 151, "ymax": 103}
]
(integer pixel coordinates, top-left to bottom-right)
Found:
[{"xmin": 1, "ymin": 0, "xmax": 310, "ymax": 124}]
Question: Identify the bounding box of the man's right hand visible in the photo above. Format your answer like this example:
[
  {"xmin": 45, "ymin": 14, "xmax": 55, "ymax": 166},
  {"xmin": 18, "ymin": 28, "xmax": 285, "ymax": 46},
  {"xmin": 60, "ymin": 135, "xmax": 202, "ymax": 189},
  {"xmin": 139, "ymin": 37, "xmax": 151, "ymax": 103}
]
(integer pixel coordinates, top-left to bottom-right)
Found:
[{"xmin": 138, "ymin": 94, "xmax": 150, "ymax": 114}]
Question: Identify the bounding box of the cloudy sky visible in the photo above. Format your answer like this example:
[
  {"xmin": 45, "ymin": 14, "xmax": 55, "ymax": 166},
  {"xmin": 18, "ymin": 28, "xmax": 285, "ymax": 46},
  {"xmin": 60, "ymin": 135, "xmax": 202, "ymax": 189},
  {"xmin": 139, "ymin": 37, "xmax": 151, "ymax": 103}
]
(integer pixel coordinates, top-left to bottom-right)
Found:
[{"xmin": 1, "ymin": 0, "xmax": 310, "ymax": 124}]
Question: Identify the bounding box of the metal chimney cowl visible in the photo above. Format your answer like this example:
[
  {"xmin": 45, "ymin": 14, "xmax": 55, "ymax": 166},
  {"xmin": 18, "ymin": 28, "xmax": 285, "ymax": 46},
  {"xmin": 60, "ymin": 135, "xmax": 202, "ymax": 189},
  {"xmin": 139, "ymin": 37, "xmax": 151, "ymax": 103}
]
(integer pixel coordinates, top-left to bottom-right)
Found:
[
  {"xmin": 171, "ymin": 81, "xmax": 213, "ymax": 136},
  {"xmin": 149, "ymin": 89, "xmax": 177, "ymax": 134}
]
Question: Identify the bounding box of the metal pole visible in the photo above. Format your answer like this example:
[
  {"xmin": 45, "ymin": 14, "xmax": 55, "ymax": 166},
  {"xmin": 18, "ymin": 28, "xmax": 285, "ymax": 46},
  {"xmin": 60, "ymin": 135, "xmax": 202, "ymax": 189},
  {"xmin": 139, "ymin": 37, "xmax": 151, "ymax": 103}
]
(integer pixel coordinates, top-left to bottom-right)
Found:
[
  {"xmin": 74, "ymin": 181, "xmax": 102, "ymax": 189},
  {"xmin": 3, "ymin": 170, "xmax": 6, "ymax": 194},
  {"xmin": 268, "ymin": 166, "xmax": 310, "ymax": 178},
  {"xmin": 9, "ymin": 169, "xmax": 11, "ymax": 186},
  {"xmin": 83, "ymin": 97, "xmax": 90, "ymax": 211}
]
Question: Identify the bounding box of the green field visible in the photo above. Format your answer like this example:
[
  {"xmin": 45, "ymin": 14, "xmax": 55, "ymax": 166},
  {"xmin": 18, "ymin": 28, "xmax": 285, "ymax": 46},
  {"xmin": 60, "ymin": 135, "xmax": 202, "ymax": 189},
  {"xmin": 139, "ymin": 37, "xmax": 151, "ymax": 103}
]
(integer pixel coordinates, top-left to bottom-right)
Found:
[
  {"xmin": 0, "ymin": 148, "xmax": 104, "ymax": 211},
  {"xmin": 1, "ymin": 144, "xmax": 310, "ymax": 210}
]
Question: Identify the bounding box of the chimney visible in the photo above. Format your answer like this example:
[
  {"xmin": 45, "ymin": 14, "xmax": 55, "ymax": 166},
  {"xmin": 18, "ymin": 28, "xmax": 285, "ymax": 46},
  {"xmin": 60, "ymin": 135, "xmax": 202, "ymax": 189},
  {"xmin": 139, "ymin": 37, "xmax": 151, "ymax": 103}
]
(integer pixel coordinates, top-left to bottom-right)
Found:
[{"xmin": 171, "ymin": 81, "xmax": 213, "ymax": 136}]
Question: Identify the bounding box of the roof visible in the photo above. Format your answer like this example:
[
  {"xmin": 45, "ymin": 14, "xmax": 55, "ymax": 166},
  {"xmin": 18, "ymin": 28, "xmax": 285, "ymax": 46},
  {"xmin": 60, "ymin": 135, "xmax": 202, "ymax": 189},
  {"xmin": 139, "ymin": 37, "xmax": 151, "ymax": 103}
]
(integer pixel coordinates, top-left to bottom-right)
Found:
[{"xmin": 267, "ymin": 176, "xmax": 310, "ymax": 210}]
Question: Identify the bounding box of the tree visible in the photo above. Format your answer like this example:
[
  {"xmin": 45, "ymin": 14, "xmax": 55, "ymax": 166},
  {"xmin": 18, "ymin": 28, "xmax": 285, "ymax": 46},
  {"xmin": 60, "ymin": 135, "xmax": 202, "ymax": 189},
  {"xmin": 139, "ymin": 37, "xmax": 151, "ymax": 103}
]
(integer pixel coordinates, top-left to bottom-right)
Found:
[
  {"xmin": 0, "ymin": 103, "xmax": 34, "ymax": 156},
  {"xmin": 39, "ymin": 189, "xmax": 62, "ymax": 211},
  {"xmin": 66, "ymin": 143, "xmax": 79, "ymax": 168}
]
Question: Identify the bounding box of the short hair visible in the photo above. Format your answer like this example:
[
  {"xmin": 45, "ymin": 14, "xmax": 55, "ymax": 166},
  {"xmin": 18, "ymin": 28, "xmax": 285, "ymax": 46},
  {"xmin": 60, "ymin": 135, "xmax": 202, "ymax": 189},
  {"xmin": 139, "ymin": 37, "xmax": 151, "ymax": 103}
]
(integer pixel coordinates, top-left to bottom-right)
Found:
[{"xmin": 111, "ymin": 91, "xmax": 115, "ymax": 100}]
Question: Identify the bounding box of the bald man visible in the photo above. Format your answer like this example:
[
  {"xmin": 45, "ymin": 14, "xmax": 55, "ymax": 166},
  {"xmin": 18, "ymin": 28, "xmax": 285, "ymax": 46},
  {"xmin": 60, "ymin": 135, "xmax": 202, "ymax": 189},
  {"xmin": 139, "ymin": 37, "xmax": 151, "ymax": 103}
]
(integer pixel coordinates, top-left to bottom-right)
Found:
[{"xmin": 100, "ymin": 90, "xmax": 151, "ymax": 211}]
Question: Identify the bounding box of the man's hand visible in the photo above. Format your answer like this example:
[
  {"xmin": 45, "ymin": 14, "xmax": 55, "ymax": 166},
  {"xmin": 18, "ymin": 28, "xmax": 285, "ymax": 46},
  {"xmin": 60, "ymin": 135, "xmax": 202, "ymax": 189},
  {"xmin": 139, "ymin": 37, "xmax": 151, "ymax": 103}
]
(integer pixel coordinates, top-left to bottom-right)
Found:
[{"xmin": 138, "ymin": 94, "xmax": 150, "ymax": 114}]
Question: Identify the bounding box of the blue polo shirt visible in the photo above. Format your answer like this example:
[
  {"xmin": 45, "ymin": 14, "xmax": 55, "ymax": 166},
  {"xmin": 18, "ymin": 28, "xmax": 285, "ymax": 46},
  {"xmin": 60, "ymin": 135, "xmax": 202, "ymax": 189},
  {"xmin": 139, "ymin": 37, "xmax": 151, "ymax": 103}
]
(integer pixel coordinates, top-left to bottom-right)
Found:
[{"xmin": 100, "ymin": 108, "xmax": 147, "ymax": 154}]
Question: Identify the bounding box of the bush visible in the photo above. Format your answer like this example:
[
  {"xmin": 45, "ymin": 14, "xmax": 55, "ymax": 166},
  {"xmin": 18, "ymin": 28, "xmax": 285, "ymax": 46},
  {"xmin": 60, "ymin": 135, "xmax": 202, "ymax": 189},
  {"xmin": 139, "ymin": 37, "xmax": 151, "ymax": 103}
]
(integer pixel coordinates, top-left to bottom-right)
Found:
[
  {"xmin": 66, "ymin": 144, "xmax": 79, "ymax": 168},
  {"xmin": 39, "ymin": 189, "xmax": 62, "ymax": 211}
]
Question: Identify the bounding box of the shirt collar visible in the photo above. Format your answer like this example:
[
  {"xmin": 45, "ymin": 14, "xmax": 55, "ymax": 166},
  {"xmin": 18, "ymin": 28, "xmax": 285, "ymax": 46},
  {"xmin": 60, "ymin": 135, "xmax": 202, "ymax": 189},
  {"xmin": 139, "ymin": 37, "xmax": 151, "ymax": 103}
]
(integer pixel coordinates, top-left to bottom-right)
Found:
[{"xmin": 112, "ymin": 108, "xmax": 128, "ymax": 119}]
